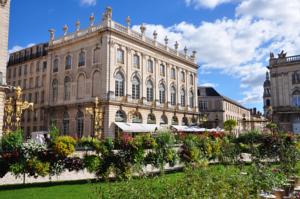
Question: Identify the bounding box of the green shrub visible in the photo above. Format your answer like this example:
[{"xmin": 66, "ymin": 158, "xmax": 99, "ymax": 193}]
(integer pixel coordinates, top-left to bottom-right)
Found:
[
  {"xmin": 84, "ymin": 155, "xmax": 101, "ymax": 173},
  {"xmin": 27, "ymin": 159, "xmax": 50, "ymax": 178},
  {"xmin": 53, "ymin": 136, "xmax": 76, "ymax": 157},
  {"xmin": 9, "ymin": 162, "xmax": 25, "ymax": 178},
  {"xmin": 1, "ymin": 129, "xmax": 23, "ymax": 152}
]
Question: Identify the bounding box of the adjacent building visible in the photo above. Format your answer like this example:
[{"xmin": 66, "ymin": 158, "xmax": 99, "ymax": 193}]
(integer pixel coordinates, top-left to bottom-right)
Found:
[
  {"xmin": 197, "ymin": 86, "xmax": 250, "ymax": 134},
  {"xmin": 7, "ymin": 8, "xmax": 199, "ymax": 138},
  {"xmin": 264, "ymin": 51, "xmax": 300, "ymax": 133}
]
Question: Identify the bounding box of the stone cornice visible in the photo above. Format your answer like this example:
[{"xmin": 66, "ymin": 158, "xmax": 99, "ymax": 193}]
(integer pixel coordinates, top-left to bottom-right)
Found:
[{"xmin": 0, "ymin": 0, "xmax": 8, "ymax": 7}]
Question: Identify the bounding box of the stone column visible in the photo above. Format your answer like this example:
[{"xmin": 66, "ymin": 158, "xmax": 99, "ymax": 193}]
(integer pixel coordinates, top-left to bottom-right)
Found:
[{"xmin": 0, "ymin": 0, "xmax": 11, "ymax": 136}]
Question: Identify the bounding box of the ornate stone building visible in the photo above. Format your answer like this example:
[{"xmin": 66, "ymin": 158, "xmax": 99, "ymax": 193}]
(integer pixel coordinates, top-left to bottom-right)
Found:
[
  {"xmin": 0, "ymin": 0, "xmax": 11, "ymax": 136},
  {"xmin": 266, "ymin": 51, "xmax": 300, "ymax": 133},
  {"xmin": 197, "ymin": 86, "xmax": 250, "ymax": 135},
  {"xmin": 7, "ymin": 8, "xmax": 199, "ymax": 138}
]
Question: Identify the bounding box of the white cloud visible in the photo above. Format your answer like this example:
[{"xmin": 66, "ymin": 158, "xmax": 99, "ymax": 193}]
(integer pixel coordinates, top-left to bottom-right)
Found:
[
  {"xmin": 200, "ymin": 82, "xmax": 218, "ymax": 87},
  {"xmin": 79, "ymin": 0, "xmax": 96, "ymax": 6},
  {"xmin": 185, "ymin": 0, "xmax": 234, "ymax": 9},
  {"xmin": 9, "ymin": 43, "xmax": 35, "ymax": 54}
]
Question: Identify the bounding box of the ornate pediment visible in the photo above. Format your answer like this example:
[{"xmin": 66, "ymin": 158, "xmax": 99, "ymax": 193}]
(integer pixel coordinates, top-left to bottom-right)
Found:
[{"xmin": 0, "ymin": 0, "xmax": 8, "ymax": 7}]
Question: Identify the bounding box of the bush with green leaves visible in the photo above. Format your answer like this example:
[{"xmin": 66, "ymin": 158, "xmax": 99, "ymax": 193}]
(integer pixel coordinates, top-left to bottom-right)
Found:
[
  {"xmin": 1, "ymin": 129, "xmax": 23, "ymax": 152},
  {"xmin": 27, "ymin": 159, "xmax": 50, "ymax": 178},
  {"xmin": 53, "ymin": 136, "xmax": 76, "ymax": 157},
  {"xmin": 84, "ymin": 155, "xmax": 101, "ymax": 173}
]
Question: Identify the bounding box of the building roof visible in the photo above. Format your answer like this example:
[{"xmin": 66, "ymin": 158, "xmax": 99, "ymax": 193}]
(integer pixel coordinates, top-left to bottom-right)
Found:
[{"xmin": 198, "ymin": 86, "xmax": 249, "ymax": 110}]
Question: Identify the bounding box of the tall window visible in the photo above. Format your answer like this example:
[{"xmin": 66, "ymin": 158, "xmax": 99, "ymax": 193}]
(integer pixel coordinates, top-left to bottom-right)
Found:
[
  {"xmin": 170, "ymin": 86, "xmax": 176, "ymax": 106},
  {"xmin": 132, "ymin": 76, "xmax": 140, "ymax": 99},
  {"xmin": 190, "ymin": 74, "xmax": 194, "ymax": 85},
  {"xmin": 65, "ymin": 55, "xmax": 72, "ymax": 70},
  {"xmin": 76, "ymin": 111, "xmax": 84, "ymax": 138},
  {"xmin": 292, "ymin": 90, "xmax": 300, "ymax": 107},
  {"xmin": 115, "ymin": 110, "xmax": 126, "ymax": 122},
  {"xmin": 172, "ymin": 116, "xmax": 178, "ymax": 125},
  {"xmin": 199, "ymin": 100, "xmax": 208, "ymax": 110},
  {"xmin": 78, "ymin": 50, "xmax": 86, "ymax": 67},
  {"xmin": 171, "ymin": 68, "xmax": 176, "ymax": 79},
  {"xmin": 180, "ymin": 89, "xmax": 185, "ymax": 106},
  {"xmin": 147, "ymin": 113, "xmax": 156, "ymax": 124},
  {"xmin": 63, "ymin": 112, "xmax": 69, "ymax": 135},
  {"xmin": 147, "ymin": 59, "xmax": 153, "ymax": 73},
  {"xmin": 53, "ymin": 58, "xmax": 59, "ymax": 73},
  {"xmin": 52, "ymin": 79, "xmax": 58, "ymax": 102},
  {"xmin": 181, "ymin": 71, "xmax": 185, "ymax": 82},
  {"xmin": 133, "ymin": 54, "xmax": 140, "ymax": 68},
  {"xmin": 64, "ymin": 76, "xmax": 71, "ymax": 100},
  {"xmin": 132, "ymin": 112, "xmax": 142, "ymax": 123},
  {"xmin": 93, "ymin": 47, "xmax": 100, "ymax": 64},
  {"xmin": 292, "ymin": 71, "xmax": 300, "ymax": 84},
  {"xmin": 189, "ymin": 90, "xmax": 194, "ymax": 108},
  {"xmin": 115, "ymin": 72, "xmax": 124, "ymax": 97},
  {"xmin": 146, "ymin": 80, "xmax": 153, "ymax": 102},
  {"xmin": 117, "ymin": 48, "xmax": 124, "ymax": 64},
  {"xmin": 160, "ymin": 115, "xmax": 168, "ymax": 125},
  {"xmin": 160, "ymin": 64, "xmax": 165, "ymax": 76},
  {"xmin": 36, "ymin": 61, "xmax": 40, "ymax": 73},
  {"xmin": 159, "ymin": 83, "xmax": 165, "ymax": 104}
]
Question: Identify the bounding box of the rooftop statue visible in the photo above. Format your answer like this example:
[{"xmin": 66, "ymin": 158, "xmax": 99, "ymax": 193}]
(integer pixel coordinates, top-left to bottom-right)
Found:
[{"xmin": 278, "ymin": 50, "xmax": 287, "ymax": 58}]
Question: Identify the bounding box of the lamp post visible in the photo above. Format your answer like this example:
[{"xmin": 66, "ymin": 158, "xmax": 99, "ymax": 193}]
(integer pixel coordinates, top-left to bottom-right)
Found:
[{"xmin": 85, "ymin": 97, "xmax": 103, "ymax": 139}]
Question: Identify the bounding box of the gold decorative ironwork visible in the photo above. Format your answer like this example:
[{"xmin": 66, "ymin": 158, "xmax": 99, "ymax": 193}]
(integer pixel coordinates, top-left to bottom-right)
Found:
[
  {"xmin": 4, "ymin": 97, "xmax": 13, "ymax": 134},
  {"xmin": 85, "ymin": 97, "xmax": 103, "ymax": 139},
  {"xmin": 15, "ymin": 87, "xmax": 34, "ymax": 129}
]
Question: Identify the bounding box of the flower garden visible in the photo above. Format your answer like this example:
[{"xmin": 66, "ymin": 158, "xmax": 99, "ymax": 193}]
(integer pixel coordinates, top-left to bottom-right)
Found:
[{"xmin": 1, "ymin": 125, "xmax": 300, "ymax": 198}]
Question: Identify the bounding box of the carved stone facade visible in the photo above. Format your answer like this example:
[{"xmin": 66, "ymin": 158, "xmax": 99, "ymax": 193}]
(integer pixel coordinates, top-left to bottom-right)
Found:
[
  {"xmin": 7, "ymin": 8, "xmax": 199, "ymax": 138},
  {"xmin": 267, "ymin": 52, "xmax": 300, "ymax": 133}
]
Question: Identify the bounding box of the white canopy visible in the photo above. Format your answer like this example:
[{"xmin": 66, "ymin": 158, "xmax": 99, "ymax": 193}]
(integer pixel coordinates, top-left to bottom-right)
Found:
[
  {"xmin": 115, "ymin": 122, "xmax": 159, "ymax": 133},
  {"xmin": 171, "ymin": 125, "xmax": 224, "ymax": 133}
]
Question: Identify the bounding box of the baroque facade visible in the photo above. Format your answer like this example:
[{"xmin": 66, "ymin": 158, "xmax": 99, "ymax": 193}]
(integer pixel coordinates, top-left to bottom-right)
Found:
[
  {"xmin": 265, "ymin": 51, "xmax": 300, "ymax": 133},
  {"xmin": 7, "ymin": 8, "xmax": 199, "ymax": 138},
  {"xmin": 197, "ymin": 86, "xmax": 250, "ymax": 134},
  {"xmin": 0, "ymin": 0, "xmax": 11, "ymax": 136}
]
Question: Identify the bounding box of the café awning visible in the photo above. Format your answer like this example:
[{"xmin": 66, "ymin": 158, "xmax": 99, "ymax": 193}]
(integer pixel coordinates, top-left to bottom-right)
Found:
[
  {"xmin": 171, "ymin": 125, "xmax": 224, "ymax": 133},
  {"xmin": 114, "ymin": 122, "xmax": 159, "ymax": 133}
]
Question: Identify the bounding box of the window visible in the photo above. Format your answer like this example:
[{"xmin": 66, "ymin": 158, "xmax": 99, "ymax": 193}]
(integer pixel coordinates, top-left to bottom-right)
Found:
[
  {"xmin": 115, "ymin": 72, "xmax": 124, "ymax": 97},
  {"xmin": 63, "ymin": 112, "xmax": 69, "ymax": 135},
  {"xmin": 23, "ymin": 79, "xmax": 27, "ymax": 89},
  {"xmin": 41, "ymin": 90, "xmax": 44, "ymax": 104},
  {"xmin": 170, "ymin": 86, "xmax": 176, "ymax": 106},
  {"xmin": 18, "ymin": 80, "xmax": 21, "ymax": 87},
  {"xmin": 159, "ymin": 83, "xmax": 165, "ymax": 104},
  {"xmin": 43, "ymin": 61, "xmax": 47, "ymax": 72},
  {"xmin": 147, "ymin": 113, "xmax": 156, "ymax": 124},
  {"xmin": 52, "ymin": 79, "xmax": 58, "ymax": 102},
  {"xmin": 160, "ymin": 64, "xmax": 165, "ymax": 76},
  {"xmin": 53, "ymin": 58, "xmax": 59, "ymax": 73},
  {"xmin": 132, "ymin": 76, "xmax": 140, "ymax": 99},
  {"xmin": 29, "ymin": 78, "xmax": 33, "ymax": 88},
  {"xmin": 160, "ymin": 115, "xmax": 168, "ymax": 125},
  {"xmin": 64, "ymin": 76, "xmax": 71, "ymax": 100},
  {"xmin": 182, "ymin": 117, "xmax": 188, "ymax": 125},
  {"xmin": 65, "ymin": 55, "xmax": 72, "ymax": 70},
  {"xmin": 172, "ymin": 116, "xmax": 178, "ymax": 125},
  {"xmin": 78, "ymin": 50, "xmax": 85, "ymax": 67},
  {"xmin": 190, "ymin": 74, "xmax": 194, "ymax": 85},
  {"xmin": 146, "ymin": 80, "xmax": 153, "ymax": 102},
  {"xmin": 8, "ymin": 68, "xmax": 11, "ymax": 78},
  {"xmin": 18, "ymin": 66, "xmax": 22, "ymax": 76},
  {"xmin": 189, "ymin": 90, "xmax": 194, "ymax": 108},
  {"xmin": 181, "ymin": 71, "xmax": 185, "ymax": 82},
  {"xmin": 292, "ymin": 71, "xmax": 300, "ymax": 84},
  {"xmin": 199, "ymin": 100, "xmax": 208, "ymax": 110},
  {"xmin": 292, "ymin": 90, "xmax": 300, "ymax": 107},
  {"xmin": 24, "ymin": 65, "xmax": 28, "ymax": 75},
  {"xmin": 13, "ymin": 67, "xmax": 16, "ymax": 77},
  {"xmin": 28, "ymin": 93, "xmax": 32, "ymax": 102},
  {"xmin": 171, "ymin": 68, "xmax": 176, "ymax": 79},
  {"xmin": 76, "ymin": 111, "xmax": 84, "ymax": 138},
  {"xmin": 180, "ymin": 89, "xmax": 185, "ymax": 106},
  {"xmin": 133, "ymin": 54, "xmax": 140, "ymax": 68},
  {"xmin": 93, "ymin": 47, "xmax": 100, "ymax": 64},
  {"xmin": 35, "ymin": 76, "xmax": 39, "ymax": 87},
  {"xmin": 132, "ymin": 112, "xmax": 142, "ymax": 123},
  {"xmin": 115, "ymin": 110, "xmax": 126, "ymax": 122},
  {"xmin": 117, "ymin": 48, "xmax": 124, "ymax": 64},
  {"xmin": 34, "ymin": 92, "xmax": 39, "ymax": 104},
  {"xmin": 36, "ymin": 61, "xmax": 40, "ymax": 73},
  {"xmin": 30, "ymin": 63, "xmax": 34, "ymax": 74},
  {"xmin": 147, "ymin": 59, "xmax": 153, "ymax": 73}
]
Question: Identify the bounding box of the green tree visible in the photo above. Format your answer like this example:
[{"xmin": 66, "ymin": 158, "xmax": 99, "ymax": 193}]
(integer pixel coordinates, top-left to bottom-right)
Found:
[
  {"xmin": 266, "ymin": 122, "xmax": 277, "ymax": 134},
  {"xmin": 224, "ymin": 119, "xmax": 237, "ymax": 135}
]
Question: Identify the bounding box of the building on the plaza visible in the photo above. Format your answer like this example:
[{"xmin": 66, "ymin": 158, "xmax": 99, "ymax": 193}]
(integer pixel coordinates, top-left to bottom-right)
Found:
[
  {"xmin": 265, "ymin": 51, "xmax": 300, "ymax": 133},
  {"xmin": 197, "ymin": 86, "xmax": 250, "ymax": 135},
  {"xmin": 7, "ymin": 8, "xmax": 199, "ymax": 138},
  {"xmin": 0, "ymin": 0, "xmax": 11, "ymax": 136},
  {"xmin": 263, "ymin": 71, "xmax": 272, "ymax": 118},
  {"xmin": 249, "ymin": 108, "xmax": 268, "ymax": 132}
]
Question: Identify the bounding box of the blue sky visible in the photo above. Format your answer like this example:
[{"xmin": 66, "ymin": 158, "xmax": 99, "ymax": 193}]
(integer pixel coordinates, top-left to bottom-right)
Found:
[{"xmin": 9, "ymin": 0, "xmax": 300, "ymax": 111}]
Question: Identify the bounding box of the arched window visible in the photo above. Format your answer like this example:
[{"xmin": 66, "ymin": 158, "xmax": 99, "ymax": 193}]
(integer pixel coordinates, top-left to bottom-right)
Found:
[
  {"xmin": 160, "ymin": 115, "xmax": 168, "ymax": 125},
  {"xmin": 63, "ymin": 111, "xmax": 69, "ymax": 135},
  {"xmin": 181, "ymin": 71, "xmax": 185, "ymax": 82},
  {"xmin": 92, "ymin": 71, "xmax": 101, "ymax": 97},
  {"xmin": 292, "ymin": 90, "xmax": 300, "ymax": 107},
  {"xmin": 190, "ymin": 74, "xmax": 194, "ymax": 85},
  {"xmin": 146, "ymin": 80, "xmax": 153, "ymax": 102},
  {"xmin": 132, "ymin": 76, "xmax": 140, "ymax": 99},
  {"xmin": 171, "ymin": 68, "xmax": 176, "ymax": 79},
  {"xmin": 172, "ymin": 116, "xmax": 178, "ymax": 125},
  {"xmin": 266, "ymin": 99, "xmax": 271, "ymax": 106},
  {"xmin": 65, "ymin": 55, "xmax": 72, "ymax": 70},
  {"xmin": 147, "ymin": 59, "xmax": 153, "ymax": 73},
  {"xmin": 93, "ymin": 47, "xmax": 100, "ymax": 64},
  {"xmin": 76, "ymin": 111, "xmax": 84, "ymax": 138},
  {"xmin": 147, "ymin": 113, "xmax": 156, "ymax": 124},
  {"xmin": 170, "ymin": 86, "xmax": 176, "ymax": 106},
  {"xmin": 159, "ymin": 83, "xmax": 165, "ymax": 104},
  {"xmin": 180, "ymin": 89, "xmax": 185, "ymax": 106},
  {"xmin": 132, "ymin": 112, "xmax": 142, "ymax": 123},
  {"xmin": 77, "ymin": 74, "xmax": 85, "ymax": 99},
  {"xmin": 52, "ymin": 79, "xmax": 58, "ymax": 102},
  {"xmin": 117, "ymin": 48, "xmax": 124, "ymax": 64},
  {"xmin": 115, "ymin": 110, "xmax": 126, "ymax": 122},
  {"xmin": 78, "ymin": 50, "xmax": 85, "ymax": 67},
  {"xmin": 292, "ymin": 72, "xmax": 300, "ymax": 84},
  {"xmin": 160, "ymin": 64, "xmax": 165, "ymax": 76},
  {"xmin": 53, "ymin": 58, "xmax": 59, "ymax": 73},
  {"xmin": 115, "ymin": 72, "xmax": 124, "ymax": 97},
  {"xmin": 182, "ymin": 116, "xmax": 188, "ymax": 126},
  {"xmin": 133, "ymin": 54, "xmax": 140, "ymax": 68},
  {"xmin": 64, "ymin": 76, "xmax": 71, "ymax": 100},
  {"xmin": 189, "ymin": 90, "xmax": 194, "ymax": 108}
]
